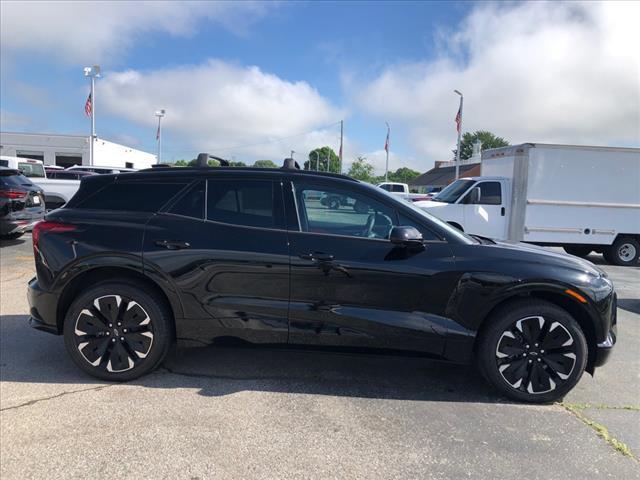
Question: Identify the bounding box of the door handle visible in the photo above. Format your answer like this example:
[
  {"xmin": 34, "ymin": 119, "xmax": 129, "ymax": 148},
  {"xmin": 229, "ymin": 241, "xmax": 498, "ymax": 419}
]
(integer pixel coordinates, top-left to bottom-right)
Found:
[
  {"xmin": 501, "ymin": 207, "xmax": 506, "ymax": 216},
  {"xmin": 155, "ymin": 240, "xmax": 191, "ymax": 250},
  {"xmin": 299, "ymin": 252, "xmax": 334, "ymax": 262}
]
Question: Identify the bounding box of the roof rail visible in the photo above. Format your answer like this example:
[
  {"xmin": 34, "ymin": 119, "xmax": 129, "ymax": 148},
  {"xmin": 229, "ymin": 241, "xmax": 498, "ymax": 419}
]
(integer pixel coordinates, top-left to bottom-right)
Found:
[
  {"xmin": 281, "ymin": 158, "xmax": 301, "ymax": 170},
  {"xmin": 196, "ymin": 153, "xmax": 230, "ymax": 167}
]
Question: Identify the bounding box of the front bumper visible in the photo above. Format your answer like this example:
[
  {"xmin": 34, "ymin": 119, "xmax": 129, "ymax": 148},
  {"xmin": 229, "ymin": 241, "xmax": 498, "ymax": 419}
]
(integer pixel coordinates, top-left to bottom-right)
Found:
[{"xmin": 27, "ymin": 277, "xmax": 61, "ymax": 335}]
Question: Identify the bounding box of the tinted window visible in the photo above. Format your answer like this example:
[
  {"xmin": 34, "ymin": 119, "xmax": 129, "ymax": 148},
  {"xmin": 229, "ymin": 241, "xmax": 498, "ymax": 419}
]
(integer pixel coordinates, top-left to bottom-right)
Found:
[
  {"xmin": 77, "ymin": 181, "xmax": 187, "ymax": 212},
  {"xmin": 390, "ymin": 184, "xmax": 405, "ymax": 192},
  {"xmin": 167, "ymin": 181, "xmax": 205, "ymax": 219},
  {"xmin": 433, "ymin": 179, "xmax": 475, "ymax": 203},
  {"xmin": 296, "ymin": 183, "xmax": 396, "ymax": 239},
  {"xmin": 463, "ymin": 181, "xmax": 502, "ymax": 205},
  {"xmin": 207, "ymin": 180, "xmax": 276, "ymax": 228},
  {"xmin": 0, "ymin": 160, "xmax": 8, "ymax": 167},
  {"xmin": 0, "ymin": 171, "xmax": 32, "ymax": 187},
  {"xmin": 18, "ymin": 162, "xmax": 46, "ymax": 178}
]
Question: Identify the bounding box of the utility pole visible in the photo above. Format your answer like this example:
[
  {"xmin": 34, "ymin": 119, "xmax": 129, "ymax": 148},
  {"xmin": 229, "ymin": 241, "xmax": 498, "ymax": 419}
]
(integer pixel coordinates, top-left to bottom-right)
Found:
[
  {"xmin": 155, "ymin": 109, "xmax": 166, "ymax": 164},
  {"xmin": 83, "ymin": 65, "xmax": 100, "ymax": 166},
  {"xmin": 454, "ymin": 89, "xmax": 463, "ymax": 180},
  {"xmin": 314, "ymin": 150, "xmax": 320, "ymax": 171},
  {"xmin": 384, "ymin": 122, "xmax": 390, "ymax": 182},
  {"xmin": 339, "ymin": 120, "xmax": 344, "ymax": 174}
]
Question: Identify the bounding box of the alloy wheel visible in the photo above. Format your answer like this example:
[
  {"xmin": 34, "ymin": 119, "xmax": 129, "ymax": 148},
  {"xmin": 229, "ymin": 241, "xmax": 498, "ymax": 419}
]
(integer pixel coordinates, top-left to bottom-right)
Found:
[
  {"xmin": 495, "ymin": 316, "xmax": 577, "ymax": 394},
  {"xmin": 617, "ymin": 243, "xmax": 637, "ymax": 263},
  {"xmin": 73, "ymin": 295, "xmax": 154, "ymax": 373}
]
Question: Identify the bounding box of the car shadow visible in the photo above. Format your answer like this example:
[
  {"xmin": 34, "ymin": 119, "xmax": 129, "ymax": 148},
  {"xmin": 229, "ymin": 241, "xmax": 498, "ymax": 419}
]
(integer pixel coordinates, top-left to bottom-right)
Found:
[
  {"xmin": 0, "ymin": 237, "xmax": 27, "ymax": 248},
  {"xmin": 1, "ymin": 314, "xmax": 506, "ymax": 404},
  {"xmin": 617, "ymin": 298, "xmax": 640, "ymax": 315}
]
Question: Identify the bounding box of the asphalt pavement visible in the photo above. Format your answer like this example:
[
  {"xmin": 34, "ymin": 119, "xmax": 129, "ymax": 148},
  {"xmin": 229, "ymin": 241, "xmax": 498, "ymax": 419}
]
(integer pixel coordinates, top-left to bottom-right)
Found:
[{"xmin": 1, "ymin": 234, "xmax": 638, "ymax": 479}]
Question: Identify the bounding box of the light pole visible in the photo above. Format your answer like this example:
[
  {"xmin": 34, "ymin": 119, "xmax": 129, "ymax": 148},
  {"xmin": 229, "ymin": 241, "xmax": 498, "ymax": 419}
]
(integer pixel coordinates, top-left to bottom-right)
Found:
[
  {"xmin": 155, "ymin": 109, "xmax": 166, "ymax": 164},
  {"xmin": 83, "ymin": 65, "xmax": 100, "ymax": 166},
  {"xmin": 314, "ymin": 150, "xmax": 320, "ymax": 171},
  {"xmin": 454, "ymin": 89, "xmax": 463, "ymax": 180}
]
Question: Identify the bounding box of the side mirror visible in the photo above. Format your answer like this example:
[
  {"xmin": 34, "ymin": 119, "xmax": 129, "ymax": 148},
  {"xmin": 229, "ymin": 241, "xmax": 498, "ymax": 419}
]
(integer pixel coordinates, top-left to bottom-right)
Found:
[
  {"xmin": 389, "ymin": 226, "xmax": 424, "ymax": 248},
  {"xmin": 468, "ymin": 186, "xmax": 481, "ymax": 204}
]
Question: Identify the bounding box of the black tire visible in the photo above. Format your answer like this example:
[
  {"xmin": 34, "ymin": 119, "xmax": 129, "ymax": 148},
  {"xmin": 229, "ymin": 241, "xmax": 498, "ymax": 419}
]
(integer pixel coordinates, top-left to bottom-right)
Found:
[
  {"xmin": 563, "ymin": 246, "xmax": 592, "ymax": 258},
  {"xmin": 328, "ymin": 197, "xmax": 340, "ymax": 210},
  {"xmin": 477, "ymin": 299, "xmax": 588, "ymax": 403},
  {"xmin": 604, "ymin": 237, "xmax": 639, "ymax": 266},
  {"xmin": 63, "ymin": 281, "xmax": 173, "ymax": 381}
]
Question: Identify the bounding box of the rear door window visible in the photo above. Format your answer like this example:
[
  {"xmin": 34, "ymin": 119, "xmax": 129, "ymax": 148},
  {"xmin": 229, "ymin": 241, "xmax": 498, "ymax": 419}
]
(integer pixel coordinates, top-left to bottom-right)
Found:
[
  {"xmin": 76, "ymin": 181, "xmax": 188, "ymax": 212},
  {"xmin": 206, "ymin": 179, "xmax": 281, "ymax": 229},
  {"xmin": 166, "ymin": 181, "xmax": 205, "ymax": 219}
]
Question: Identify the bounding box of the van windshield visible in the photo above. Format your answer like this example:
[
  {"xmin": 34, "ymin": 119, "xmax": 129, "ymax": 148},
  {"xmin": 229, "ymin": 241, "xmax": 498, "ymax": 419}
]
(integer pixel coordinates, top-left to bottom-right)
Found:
[
  {"xmin": 18, "ymin": 162, "xmax": 46, "ymax": 178},
  {"xmin": 433, "ymin": 179, "xmax": 474, "ymax": 204}
]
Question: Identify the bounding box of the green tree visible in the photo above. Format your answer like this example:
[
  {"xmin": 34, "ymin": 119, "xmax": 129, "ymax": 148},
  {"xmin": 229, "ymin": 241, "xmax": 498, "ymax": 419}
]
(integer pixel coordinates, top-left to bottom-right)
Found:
[
  {"xmin": 252, "ymin": 160, "xmax": 278, "ymax": 169},
  {"xmin": 304, "ymin": 146, "xmax": 340, "ymax": 172},
  {"xmin": 173, "ymin": 160, "xmax": 189, "ymax": 167},
  {"xmin": 387, "ymin": 167, "xmax": 421, "ymax": 184},
  {"xmin": 347, "ymin": 156, "xmax": 375, "ymax": 182},
  {"xmin": 458, "ymin": 131, "xmax": 509, "ymax": 160},
  {"xmin": 228, "ymin": 161, "xmax": 247, "ymax": 167}
]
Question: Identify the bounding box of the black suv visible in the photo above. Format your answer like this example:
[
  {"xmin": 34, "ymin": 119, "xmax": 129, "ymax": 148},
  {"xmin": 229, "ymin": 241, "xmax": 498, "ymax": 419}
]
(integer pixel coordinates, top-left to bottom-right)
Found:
[
  {"xmin": 1, "ymin": 167, "xmax": 45, "ymax": 239},
  {"xmin": 27, "ymin": 165, "xmax": 617, "ymax": 402}
]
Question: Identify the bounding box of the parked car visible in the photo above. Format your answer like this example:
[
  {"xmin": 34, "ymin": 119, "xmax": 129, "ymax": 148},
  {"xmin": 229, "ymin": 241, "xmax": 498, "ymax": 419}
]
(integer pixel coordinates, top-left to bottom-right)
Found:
[
  {"xmin": 66, "ymin": 165, "xmax": 137, "ymax": 175},
  {"xmin": 46, "ymin": 169, "xmax": 96, "ymax": 180},
  {"xmin": 377, "ymin": 182, "xmax": 426, "ymax": 202},
  {"xmin": 27, "ymin": 163, "xmax": 617, "ymax": 403},
  {"xmin": 0, "ymin": 167, "xmax": 45, "ymax": 239},
  {"xmin": 0, "ymin": 156, "xmax": 81, "ymax": 210}
]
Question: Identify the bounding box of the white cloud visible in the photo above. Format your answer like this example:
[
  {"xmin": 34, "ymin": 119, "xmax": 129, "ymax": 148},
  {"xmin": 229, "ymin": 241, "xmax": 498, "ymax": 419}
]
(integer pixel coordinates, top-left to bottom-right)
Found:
[
  {"xmin": 99, "ymin": 60, "xmax": 345, "ymax": 162},
  {"xmin": 0, "ymin": 1, "xmax": 272, "ymax": 64},
  {"xmin": 0, "ymin": 109, "xmax": 30, "ymax": 130},
  {"xmin": 354, "ymin": 1, "xmax": 640, "ymax": 168}
]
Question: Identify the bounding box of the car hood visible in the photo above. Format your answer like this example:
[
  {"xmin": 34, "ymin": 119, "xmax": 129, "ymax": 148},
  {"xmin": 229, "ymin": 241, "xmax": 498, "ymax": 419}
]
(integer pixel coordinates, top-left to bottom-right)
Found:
[
  {"xmin": 415, "ymin": 200, "xmax": 448, "ymax": 208},
  {"xmin": 485, "ymin": 239, "xmax": 605, "ymax": 277}
]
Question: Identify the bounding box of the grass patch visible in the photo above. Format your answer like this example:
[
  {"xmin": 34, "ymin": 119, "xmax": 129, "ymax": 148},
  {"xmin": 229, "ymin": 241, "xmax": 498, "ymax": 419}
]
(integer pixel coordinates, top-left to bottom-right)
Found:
[{"xmin": 560, "ymin": 402, "xmax": 638, "ymax": 461}]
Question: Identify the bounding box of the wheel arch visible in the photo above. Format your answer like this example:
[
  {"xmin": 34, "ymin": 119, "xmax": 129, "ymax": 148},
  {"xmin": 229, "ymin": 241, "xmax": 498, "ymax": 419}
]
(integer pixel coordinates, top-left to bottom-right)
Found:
[
  {"xmin": 474, "ymin": 290, "xmax": 599, "ymax": 374},
  {"xmin": 56, "ymin": 266, "xmax": 181, "ymax": 336}
]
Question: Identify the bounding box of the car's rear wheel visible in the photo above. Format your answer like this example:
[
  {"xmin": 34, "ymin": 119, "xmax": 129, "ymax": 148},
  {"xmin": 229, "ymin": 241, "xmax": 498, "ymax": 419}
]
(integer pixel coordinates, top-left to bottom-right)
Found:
[
  {"xmin": 477, "ymin": 300, "xmax": 587, "ymax": 403},
  {"xmin": 63, "ymin": 281, "xmax": 173, "ymax": 381}
]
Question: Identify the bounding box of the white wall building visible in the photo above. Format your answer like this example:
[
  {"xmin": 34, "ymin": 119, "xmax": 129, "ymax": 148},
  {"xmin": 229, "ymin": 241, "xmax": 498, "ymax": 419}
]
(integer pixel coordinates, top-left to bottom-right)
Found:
[{"xmin": 0, "ymin": 131, "xmax": 156, "ymax": 169}]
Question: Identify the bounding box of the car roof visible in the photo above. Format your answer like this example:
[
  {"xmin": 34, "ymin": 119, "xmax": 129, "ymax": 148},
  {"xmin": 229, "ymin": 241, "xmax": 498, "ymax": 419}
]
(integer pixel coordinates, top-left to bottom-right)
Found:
[{"xmin": 127, "ymin": 166, "xmax": 359, "ymax": 183}]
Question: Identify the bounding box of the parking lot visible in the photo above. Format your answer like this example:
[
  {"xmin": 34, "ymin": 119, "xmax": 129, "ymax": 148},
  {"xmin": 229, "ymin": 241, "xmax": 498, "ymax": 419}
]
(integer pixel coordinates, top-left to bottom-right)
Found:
[{"xmin": 1, "ymin": 234, "xmax": 638, "ymax": 479}]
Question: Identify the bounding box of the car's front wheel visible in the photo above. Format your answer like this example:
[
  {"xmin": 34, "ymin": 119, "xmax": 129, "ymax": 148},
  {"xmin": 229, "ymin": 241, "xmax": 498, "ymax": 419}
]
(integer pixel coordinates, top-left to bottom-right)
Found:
[
  {"xmin": 477, "ymin": 300, "xmax": 587, "ymax": 403},
  {"xmin": 63, "ymin": 281, "xmax": 173, "ymax": 381}
]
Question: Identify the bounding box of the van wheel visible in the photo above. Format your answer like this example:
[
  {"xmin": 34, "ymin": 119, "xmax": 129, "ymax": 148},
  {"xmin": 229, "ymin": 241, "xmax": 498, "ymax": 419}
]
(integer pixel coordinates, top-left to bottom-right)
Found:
[
  {"xmin": 604, "ymin": 237, "xmax": 639, "ymax": 266},
  {"xmin": 477, "ymin": 300, "xmax": 587, "ymax": 403},
  {"xmin": 63, "ymin": 281, "xmax": 173, "ymax": 381},
  {"xmin": 563, "ymin": 246, "xmax": 592, "ymax": 258}
]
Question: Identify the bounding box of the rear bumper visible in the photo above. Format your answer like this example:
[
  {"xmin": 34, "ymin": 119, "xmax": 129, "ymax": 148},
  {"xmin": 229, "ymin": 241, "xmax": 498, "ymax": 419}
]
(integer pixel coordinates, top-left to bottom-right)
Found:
[
  {"xmin": 27, "ymin": 277, "xmax": 61, "ymax": 335},
  {"xmin": 1, "ymin": 218, "xmax": 40, "ymax": 235}
]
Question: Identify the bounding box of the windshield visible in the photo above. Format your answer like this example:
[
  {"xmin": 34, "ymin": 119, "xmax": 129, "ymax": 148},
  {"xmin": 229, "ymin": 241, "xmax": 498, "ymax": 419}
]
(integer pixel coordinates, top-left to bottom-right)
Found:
[
  {"xmin": 18, "ymin": 162, "xmax": 46, "ymax": 178},
  {"xmin": 433, "ymin": 179, "xmax": 474, "ymax": 203},
  {"xmin": 363, "ymin": 183, "xmax": 476, "ymax": 245}
]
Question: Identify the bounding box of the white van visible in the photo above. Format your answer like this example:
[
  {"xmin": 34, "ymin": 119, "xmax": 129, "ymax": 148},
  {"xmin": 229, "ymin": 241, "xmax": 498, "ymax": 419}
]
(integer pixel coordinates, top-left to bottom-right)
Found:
[
  {"xmin": 0, "ymin": 156, "xmax": 46, "ymax": 178},
  {"xmin": 416, "ymin": 144, "xmax": 640, "ymax": 266}
]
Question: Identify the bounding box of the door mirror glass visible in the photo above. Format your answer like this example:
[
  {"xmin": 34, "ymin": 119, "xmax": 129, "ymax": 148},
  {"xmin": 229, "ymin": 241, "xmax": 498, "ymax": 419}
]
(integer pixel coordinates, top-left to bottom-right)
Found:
[{"xmin": 389, "ymin": 226, "xmax": 423, "ymax": 247}]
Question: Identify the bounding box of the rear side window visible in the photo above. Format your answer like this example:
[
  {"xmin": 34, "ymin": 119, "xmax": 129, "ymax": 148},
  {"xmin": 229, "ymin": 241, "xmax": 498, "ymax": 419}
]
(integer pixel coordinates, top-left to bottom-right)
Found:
[
  {"xmin": 167, "ymin": 181, "xmax": 205, "ymax": 219},
  {"xmin": 207, "ymin": 179, "xmax": 278, "ymax": 228},
  {"xmin": 76, "ymin": 181, "xmax": 187, "ymax": 212}
]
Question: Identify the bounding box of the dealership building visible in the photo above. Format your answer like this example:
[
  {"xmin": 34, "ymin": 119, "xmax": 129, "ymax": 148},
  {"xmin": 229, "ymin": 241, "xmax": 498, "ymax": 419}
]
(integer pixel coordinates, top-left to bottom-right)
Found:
[{"xmin": 0, "ymin": 131, "xmax": 156, "ymax": 169}]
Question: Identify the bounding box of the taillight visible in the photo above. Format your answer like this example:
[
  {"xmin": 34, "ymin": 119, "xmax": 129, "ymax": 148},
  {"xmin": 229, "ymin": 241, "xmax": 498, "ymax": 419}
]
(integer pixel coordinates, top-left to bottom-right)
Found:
[
  {"xmin": 0, "ymin": 189, "xmax": 28, "ymax": 199},
  {"xmin": 32, "ymin": 221, "xmax": 77, "ymax": 249}
]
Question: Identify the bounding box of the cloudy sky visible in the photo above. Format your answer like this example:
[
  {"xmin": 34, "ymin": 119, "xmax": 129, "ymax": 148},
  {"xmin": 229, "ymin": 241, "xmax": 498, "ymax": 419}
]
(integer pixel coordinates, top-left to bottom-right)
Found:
[{"xmin": 1, "ymin": 1, "xmax": 638, "ymax": 173}]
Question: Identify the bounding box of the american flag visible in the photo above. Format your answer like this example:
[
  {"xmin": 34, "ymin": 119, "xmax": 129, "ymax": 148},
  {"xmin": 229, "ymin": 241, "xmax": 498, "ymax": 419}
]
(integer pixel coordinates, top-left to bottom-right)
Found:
[
  {"xmin": 455, "ymin": 105, "xmax": 462, "ymax": 134},
  {"xmin": 84, "ymin": 93, "xmax": 92, "ymax": 117},
  {"xmin": 384, "ymin": 126, "xmax": 390, "ymax": 153}
]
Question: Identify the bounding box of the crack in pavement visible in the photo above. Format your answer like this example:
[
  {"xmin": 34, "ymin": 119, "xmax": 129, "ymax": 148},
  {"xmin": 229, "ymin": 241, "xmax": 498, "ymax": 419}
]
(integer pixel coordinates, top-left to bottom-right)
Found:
[
  {"xmin": 0, "ymin": 384, "xmax": 111, "ymax": 412},
  {"xmin": 559, "ymin": 402, "xmax": 639, "ymax": 462}
]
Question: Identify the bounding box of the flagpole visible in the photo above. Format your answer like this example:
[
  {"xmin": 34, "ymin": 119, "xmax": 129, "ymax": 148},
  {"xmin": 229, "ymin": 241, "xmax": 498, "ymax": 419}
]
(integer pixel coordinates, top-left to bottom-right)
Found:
[
  {"xmin": 454, "ymin": 89, "xmax": 463, "ymax": 181},
  {"xmin": 385, "ymin": 122, "xmax": 390, "ymax": 182},
  {"xmin": 84, "ymin": 65, "xmax": 100, "ymax": 166},
  {"xmin": 339, "ymin": 120, "xmax": 343, "ymax": 174}
]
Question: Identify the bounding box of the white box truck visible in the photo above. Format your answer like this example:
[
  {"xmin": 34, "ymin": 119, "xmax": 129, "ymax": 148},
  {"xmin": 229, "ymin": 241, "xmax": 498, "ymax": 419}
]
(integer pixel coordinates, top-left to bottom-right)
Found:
[{"xmin": 416, "ymin": 143, "xmax": 640, "ymax": 266}]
